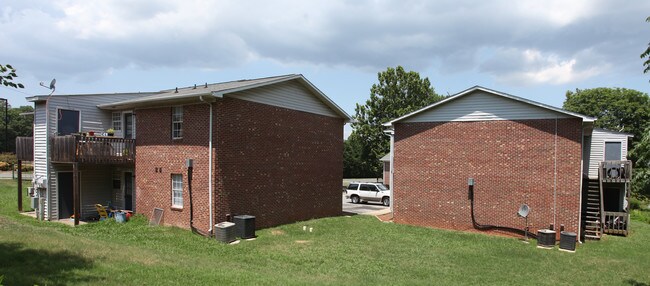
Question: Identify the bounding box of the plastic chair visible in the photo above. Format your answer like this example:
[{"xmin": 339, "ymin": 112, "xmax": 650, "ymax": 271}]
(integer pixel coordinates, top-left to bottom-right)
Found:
[{"xmin": 95, "ymin": 204, "xmax": 109, "ymax": 221}]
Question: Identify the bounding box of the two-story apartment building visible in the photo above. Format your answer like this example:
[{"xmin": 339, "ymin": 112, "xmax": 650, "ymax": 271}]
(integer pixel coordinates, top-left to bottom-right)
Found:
[{"xmin": 19, "ymin": 74, "xmax": 351, "ymax": 235}]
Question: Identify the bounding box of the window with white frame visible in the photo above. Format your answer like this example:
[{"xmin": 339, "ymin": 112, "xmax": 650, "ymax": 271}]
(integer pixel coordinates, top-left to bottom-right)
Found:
[
  {"xmin": 172, "ymin": 106, "xmax": 183, "ymax": 139},
  {"xmin": 171, "ymin": 174, "xmax": 183, "ymax": 208},
  {"xmin": 112, "ymin": 112, "xmax": 122, "ymax": 132}
]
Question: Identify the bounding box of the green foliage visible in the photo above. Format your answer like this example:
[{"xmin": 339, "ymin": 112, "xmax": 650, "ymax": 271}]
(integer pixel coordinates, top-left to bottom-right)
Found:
[
  {"xmin": 631, "ymin": 209, "xmax": 650, "ymax": 224},
  {"xmin": 563, "ymin": 88, "xmax": 650, "ymax": 143},
  {"xmin": 0, "ymin": 64, "xmax": 25, "ymax": 89},
  {"xmin": 348, "ymin": 66, "xmax": 443, "ymax": 177},
  {"xmin": 343, "ymin": 135, "xmax": 375, "ymax": 178},
  {"xmin": 642, "ymin": 17, "xmax": 650, "ymax": 77},
  {"xmin": 0, "ymin": 106, "xmax": 34, "ymax": 153},
  {"xmin": 631, "ymin": 126, "xmax": 650, "ymax": 197}
]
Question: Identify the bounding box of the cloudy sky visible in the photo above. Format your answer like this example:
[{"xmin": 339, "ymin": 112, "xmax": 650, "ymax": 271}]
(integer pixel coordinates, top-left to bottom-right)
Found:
[{"xmin": 2, "ymin": 0, "xmax": 649, "ymax": 136}]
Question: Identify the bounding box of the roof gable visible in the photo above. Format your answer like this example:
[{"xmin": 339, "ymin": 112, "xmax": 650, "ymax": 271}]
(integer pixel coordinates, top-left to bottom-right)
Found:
[{"xmin": 385, "ymin": 86, "xmax": 594, "ymax": 126}]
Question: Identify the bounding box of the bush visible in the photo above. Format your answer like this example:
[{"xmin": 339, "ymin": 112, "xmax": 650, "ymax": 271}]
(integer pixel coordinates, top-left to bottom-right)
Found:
[
  {"xmin": 0, "ymin": 153, "xmax": 16, "ymax": 165},
  {"xmin": 629, "ymin": 197, "xmax": 643, "ymax": 210},
  {"xmin": 631, "ymin": 209, "xmax": 650, "ymax": 224},
  {"xmin": 19, "ymin": 164, "xmax": 33, "ymax": 172},
  {"xmin": 0, "ymin": 162, "xmax": 10, "ymax": 171}
]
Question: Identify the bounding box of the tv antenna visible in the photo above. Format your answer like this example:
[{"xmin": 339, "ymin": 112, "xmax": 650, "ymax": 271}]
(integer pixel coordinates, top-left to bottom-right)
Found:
[
  {"xmin": 39, "ymin": 78, "xmax": 56, "ymax": 96},
  {"xmin": 517, "ymin": 204, "xmax": 530, "ymax": 242}
]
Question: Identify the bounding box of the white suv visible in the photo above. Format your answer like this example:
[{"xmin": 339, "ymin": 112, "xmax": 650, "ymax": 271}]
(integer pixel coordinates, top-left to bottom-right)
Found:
[{"xmin": 345, "ymin": 182, "xmax": 390, "ymax": 206}]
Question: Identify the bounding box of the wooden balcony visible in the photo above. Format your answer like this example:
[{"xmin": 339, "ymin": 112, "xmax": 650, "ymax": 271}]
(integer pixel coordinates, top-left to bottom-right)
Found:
[
  {"xmin": 604, "ymin": 211, "xmax": 629, "ymax": 236},
  {"xmin": 16, "ymin": 137, "xmax": 34, "ymax": 161},
  {"xmin": 600, "ymin": 160, "xmax": 632, "ymax": 183},
  {"xmin": 51, "ymin": 135, "xmax": 135, "ymax": 164}
]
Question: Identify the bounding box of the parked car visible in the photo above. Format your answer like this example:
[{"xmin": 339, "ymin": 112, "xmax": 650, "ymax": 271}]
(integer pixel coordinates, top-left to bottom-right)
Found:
[{"xmin": 345, "ymin": 182, "xmax": 390, "ymax": 206}]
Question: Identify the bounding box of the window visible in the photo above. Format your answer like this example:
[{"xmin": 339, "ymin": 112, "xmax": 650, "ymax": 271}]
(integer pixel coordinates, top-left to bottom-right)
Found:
[
  {"xmin": 171, "ymin": 174, "xmax": 183, "ymax": 208},
  {"xmin": 347, "ymin": 183, "xmax": 359, "ymax": 190},
  {"xmin": 57, "ymin": 109, "xmax": 80, "ymax": 135},
  {"xmin": 605, "ymin": 142, "xmax": 622, "ymax": 161},
  {"xmin": 112, "ymin": 112, "xmax": 122, "ymax": 132},
  {"xmin": 172, "ymin": 106, "xmax": 183, "ymax": 139},
  {"xmin": 359, "ymin": 184, "xmax": 370, "ymax": 191}
]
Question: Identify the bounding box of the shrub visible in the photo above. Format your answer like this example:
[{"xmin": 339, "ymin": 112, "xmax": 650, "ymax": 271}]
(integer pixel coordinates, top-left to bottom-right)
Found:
[
  {"xmin": 19, "ymin": 164, "xmax": 33, "ymax": 172},
  {"xmin": 631, "ymin": 209, "xmax": 650, "ymax": 224},
  {"xmin": 0, "ymin": 162, "xmax": 10, "ymax": 171},
  {"xmin": 629, "ymin": 197, "xmax": 643, "ymax": 210},
  {"xmin": 0, "ymin": 153, "xmax": 16, "ymax": 165}
]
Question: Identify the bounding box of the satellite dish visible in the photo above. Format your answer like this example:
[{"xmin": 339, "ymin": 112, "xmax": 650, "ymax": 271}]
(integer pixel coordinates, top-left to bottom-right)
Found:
[
  {"xmin": 518, "ymin": 204, "xmax": 530, "ymax": 218},
  {"xmin": 49, "ymin": 78, "xmax": 56, "ymax": 90}
]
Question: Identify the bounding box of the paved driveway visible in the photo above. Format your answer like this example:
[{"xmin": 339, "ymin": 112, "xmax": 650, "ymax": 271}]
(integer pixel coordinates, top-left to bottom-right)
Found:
[{"xmin": 341, "ymin": 194, "xmax": 389, "ymax": 215}]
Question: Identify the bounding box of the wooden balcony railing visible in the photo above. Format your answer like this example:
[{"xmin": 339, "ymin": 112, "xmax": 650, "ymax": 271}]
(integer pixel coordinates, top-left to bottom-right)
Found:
[
  {"xmin": 604, "ymin": 211, "xmax": 629, "ymax": 236},
  {"xmin": 600, "ymin": 160, "xmax": 632, "ymax": 183},
  {"xmin": 16, "ymin": 137, "xmax": 34, "ymax": 161},
  {"xmin": 50, "ymin": 135, "xmax": 135, "ymax": 164}
]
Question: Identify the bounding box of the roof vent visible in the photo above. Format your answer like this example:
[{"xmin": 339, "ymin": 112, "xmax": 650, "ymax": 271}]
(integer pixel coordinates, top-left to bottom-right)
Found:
[
  {"xmin": 204, "ymin": 82, "xmax": 208, "ymax": 88},
  {"xmin": 193, "ymin": 84, "xmax": 197, "ymax": 89},
  {"xmin": 175, "ymin": 87, "xmax": 178, "ymax": 93}
]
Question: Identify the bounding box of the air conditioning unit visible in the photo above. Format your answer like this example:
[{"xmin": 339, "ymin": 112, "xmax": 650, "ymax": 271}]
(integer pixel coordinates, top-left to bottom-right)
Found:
[
  {"xmin": 214, "ymin": 222, "xmax": 236, "ymax": 243},
  {"xmin": 234, "ymin": 215, "xmax": 256, "ymax": 239},
  {"xmin": 31, "ymin": 197, "xmax": 39, "ymax": 210},
  {"xmin": 559, "ymin": 231, "xmax": 577, "ymax": 252},
  {"xmin": 537, "ymin": 229, "xmax": 556, "ymax": 249},
  {"xmin": 27, "ymin": 187, "xmax": 34, "ymax": 197}
]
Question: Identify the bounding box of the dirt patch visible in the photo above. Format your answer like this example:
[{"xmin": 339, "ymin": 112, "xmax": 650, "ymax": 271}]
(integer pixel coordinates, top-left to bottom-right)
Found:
[
  {"xmin": 271, "ymin": 229, "xmax": 285, "ymax": 235},
  {"xmin": 295, "ymin": 240, "xmax": 311, "ymax": 244}
]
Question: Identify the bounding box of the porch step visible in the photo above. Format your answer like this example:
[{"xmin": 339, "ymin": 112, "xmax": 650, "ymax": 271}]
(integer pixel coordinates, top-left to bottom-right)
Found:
[
  {"xmin": 585, "ymin": 234, "xmax": 601, "ymax": 240},
  {"xmin": 582, "ymin": 178, "xmax": 603, "ymax": 240}
]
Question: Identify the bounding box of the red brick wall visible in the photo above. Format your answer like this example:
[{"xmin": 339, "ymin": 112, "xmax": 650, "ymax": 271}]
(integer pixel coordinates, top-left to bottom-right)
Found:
[
  {"xmin": 136, "ymin": 98, "xmax": 344, "ymax": 232},
  {"xmin": 135, "ymin": 104, "xmax": 212, "ymax": 231},
  {"xmin": 393, "ymin": 118, "xmax": 583, "ymax": 236},
  {"xmin": 213, "ymin": 98, "xmax": 344, "ymax": 229}
]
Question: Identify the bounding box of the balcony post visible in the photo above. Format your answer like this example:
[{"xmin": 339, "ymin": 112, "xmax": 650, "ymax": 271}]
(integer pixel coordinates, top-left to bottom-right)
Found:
[{"xmin": 73, "ymin": 162, "xmax": 80, "ymax": 226}]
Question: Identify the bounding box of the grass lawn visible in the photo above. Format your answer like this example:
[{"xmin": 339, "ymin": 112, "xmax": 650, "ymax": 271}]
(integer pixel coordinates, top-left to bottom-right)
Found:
[{"xmin": 1, "ymin": 180, "xmax": 649, "ymax": 285}]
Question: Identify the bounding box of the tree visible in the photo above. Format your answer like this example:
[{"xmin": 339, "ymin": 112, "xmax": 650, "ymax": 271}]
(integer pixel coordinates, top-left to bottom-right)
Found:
[
  {"xmin": 630, "ymin": 126, "xmax": 650, "ymax": 198},
  {"xmin": 563, "ymin": 88, "xmax": 650, "ymax": 142},
  {"xmin": 0, "ymin": 106, "xmax": 34, "ymax": 153},
  {"xmin": 0, "ymin": 64, "xmax": 25, "ymax": 89},
  {"xmin": 642, "ymin": 17, "xmax": 650, "ymax": 78},
  {"xmin": 347, "ymin": 66, "xmax": 444, "ymax": 178}
]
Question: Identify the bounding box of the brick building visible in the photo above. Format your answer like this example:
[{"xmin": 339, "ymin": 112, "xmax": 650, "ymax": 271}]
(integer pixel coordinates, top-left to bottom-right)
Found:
[
  {"xmin": 382, "ymin": 86, "xmax": 633, "ymax": 240},
  {"xmin": 22, "ymin": 74, "xmax": 351, "ymax": 234}
]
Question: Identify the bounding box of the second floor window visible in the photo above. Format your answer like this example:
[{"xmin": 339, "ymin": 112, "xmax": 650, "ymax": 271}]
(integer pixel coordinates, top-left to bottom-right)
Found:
[{"xmin": 172, "ymin": 106, "xmax": 183, "ymax": 139}]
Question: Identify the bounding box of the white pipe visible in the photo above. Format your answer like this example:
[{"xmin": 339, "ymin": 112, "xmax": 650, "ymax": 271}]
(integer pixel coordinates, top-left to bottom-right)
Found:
[
  {"xmin": 577, "ymin": 123, "xmax": 584, "ymax": 240},
  {"xmin": 389, "ymin": 131, "xmax": 394, "ymax": 218},
  {"xmin": 553, "ymin": 117, "xmax": 558, "ymax": 228}
]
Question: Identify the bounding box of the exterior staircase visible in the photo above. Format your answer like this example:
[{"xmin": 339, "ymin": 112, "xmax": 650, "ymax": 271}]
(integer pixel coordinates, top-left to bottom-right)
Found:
[{"xmin": 583, "ymin": 179, "xmax": 602, "ymax": 240}]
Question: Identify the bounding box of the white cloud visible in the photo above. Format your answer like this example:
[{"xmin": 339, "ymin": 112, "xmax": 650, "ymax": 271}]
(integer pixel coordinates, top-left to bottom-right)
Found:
[{"xmin": 1, "ymin": 0, "xmax": 647, "ymax": 85}]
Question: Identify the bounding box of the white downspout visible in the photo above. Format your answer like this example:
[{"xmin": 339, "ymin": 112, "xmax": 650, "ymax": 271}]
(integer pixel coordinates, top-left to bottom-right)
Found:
[
  {"xmin": 389, "ymin": 130, "xmax": 395, "ymax": 218},
  {"xmin": 553, "ymin": 117, "xmax": 558, "ymax": 228},
  {"xmin": 200, "ymin": 96, "xmax": 214, "ymax": 235},
  {"xmin": 578, "ymin": 123, "xmax": 585, "ymax": 241}
]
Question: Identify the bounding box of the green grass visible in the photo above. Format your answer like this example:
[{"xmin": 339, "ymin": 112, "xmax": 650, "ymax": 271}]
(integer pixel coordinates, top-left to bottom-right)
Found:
[{"xmin": 1, "ymin": 180, "xmax": 649, "ymax": 285}]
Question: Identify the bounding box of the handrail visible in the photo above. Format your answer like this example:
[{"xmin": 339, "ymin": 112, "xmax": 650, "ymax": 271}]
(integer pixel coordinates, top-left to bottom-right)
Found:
[
  {"xmin": 600, "ymin": 160, "xmax": 632, "ymax": 182},
  {"xmin": 50, "ymin": 135, "xmax": 135, "ymax": 164}
]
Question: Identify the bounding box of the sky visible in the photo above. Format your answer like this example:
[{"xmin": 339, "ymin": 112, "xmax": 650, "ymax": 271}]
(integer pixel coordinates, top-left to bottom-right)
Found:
[{"xmin": 2, "ymin": 0, "xmax": 650, "ymax": 137}]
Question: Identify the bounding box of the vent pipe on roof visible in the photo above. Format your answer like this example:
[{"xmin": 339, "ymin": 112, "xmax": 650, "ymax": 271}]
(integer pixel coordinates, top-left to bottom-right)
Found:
[
  {"xmin": 204, "ymin": 82, "xmax": 208, "ymax": 88},
  {"xmin": 193, "ymin": 84, "xmax": 197, "ymax": 90},
  {"xmin": 175, "ymin": 87, "xmax": 178, "ymax": 93}
]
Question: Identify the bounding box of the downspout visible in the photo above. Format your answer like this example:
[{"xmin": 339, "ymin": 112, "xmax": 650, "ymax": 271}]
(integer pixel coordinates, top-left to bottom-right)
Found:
[
  {"xmin": 199, "ymin": 96, "xmax": 214, "ymax": 236},
  {"xmin": 383, "ymin": 129, "xmax": 395, "ymax": 219},
  {"xmin": 578, "ymin": 123, "xmax": 584, "ymax": 242},
  {"xmin": 553, "ymin": 117, "xmax": 558, "ymax": 228}
]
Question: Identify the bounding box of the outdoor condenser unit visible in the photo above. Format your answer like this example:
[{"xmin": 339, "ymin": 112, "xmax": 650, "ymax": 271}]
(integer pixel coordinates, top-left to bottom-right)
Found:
[
  {"xmin": 30, "ymin": 197, "xmax": 39, "ymax": 210},
  {"xmin": 559, "ymin": 231, "xmax": 577, "ymax": 252},
  {"xmin": 537, "ymin": 229, "xmax": 556, "ymax": 248},
  {"xmin": 234, "ymin": 215, "xmax": 256, "ymax": 239},
  {"xmin": 214, "ymin": 222, "xmax": 236, "ymax": 243}
]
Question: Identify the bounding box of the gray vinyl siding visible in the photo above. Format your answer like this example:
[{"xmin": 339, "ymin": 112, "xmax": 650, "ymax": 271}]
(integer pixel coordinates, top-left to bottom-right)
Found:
[
  {"xmin": 230, "ymin": 80, "xmax": 339, "ymax": 117},
  {"xmin": 33, "ymin": 93, "xmax": 144, "ymax": 220},
  {"xmin": 33, "ymin": 102, "xmax": 49, "ymax": 217},
  {"xmin": 587, "ymin": 129, "xmax": 630, "ymax": 179},
  {"xmin": 403, "ymin": 91, "xmax": 572, "ymax": 122},
  {"xmin": 80, "ymin": 167, "xmax": 113, "ymax": 219}
]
